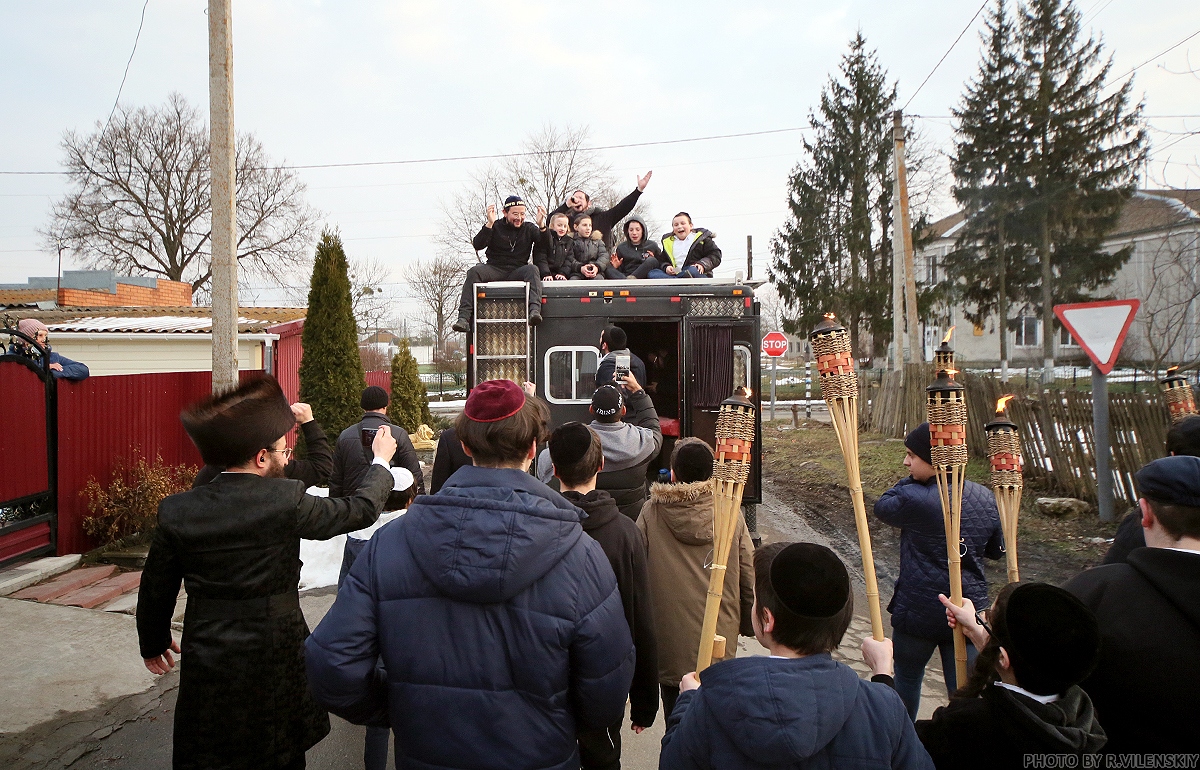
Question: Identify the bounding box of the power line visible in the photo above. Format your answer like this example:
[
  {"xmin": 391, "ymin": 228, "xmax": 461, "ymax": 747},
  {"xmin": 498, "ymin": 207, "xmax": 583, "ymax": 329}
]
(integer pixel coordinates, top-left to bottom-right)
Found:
[
  {"xmin": 0, "ymin": 126, "xmax": 808, "ymax": 177},
  {"xmin": 1106, "ymin": 27, "xmax": 1200, "ymax": 86},
  {"xmin": 97, "ymin": 0, "xmax": 151, "ymax": 151},
  {"xmin": 903, "ymin": 0, "xmax": 990, "ymax": 112}
]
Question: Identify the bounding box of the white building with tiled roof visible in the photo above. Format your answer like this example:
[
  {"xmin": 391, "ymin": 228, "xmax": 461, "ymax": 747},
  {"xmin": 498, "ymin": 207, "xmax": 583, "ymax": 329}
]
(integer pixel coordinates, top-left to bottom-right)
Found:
[{"xmin": 916, "ymin": 189, "xmax": 1200, "ymax": 367}]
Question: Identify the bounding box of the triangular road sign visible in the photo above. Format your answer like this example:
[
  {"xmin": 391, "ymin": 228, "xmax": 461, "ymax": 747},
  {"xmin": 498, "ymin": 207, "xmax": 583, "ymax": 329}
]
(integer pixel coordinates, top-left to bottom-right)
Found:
[{"xmin": 1053, "ymin": 300, "xmax": 1140, "ymax": 375}]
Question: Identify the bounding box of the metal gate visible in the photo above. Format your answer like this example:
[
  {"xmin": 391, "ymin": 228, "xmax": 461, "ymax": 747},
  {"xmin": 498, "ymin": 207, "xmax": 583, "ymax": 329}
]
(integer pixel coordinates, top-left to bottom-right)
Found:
[{"xmin": 0, "ymin": 327, "xmax": 58, "ymax": 567}]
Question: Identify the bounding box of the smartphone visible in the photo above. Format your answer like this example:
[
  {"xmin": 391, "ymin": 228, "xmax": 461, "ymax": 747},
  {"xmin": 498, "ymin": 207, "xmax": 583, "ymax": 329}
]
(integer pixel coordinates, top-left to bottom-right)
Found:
[
  {"xmin": 360, "ymin": 427, "xmax": 379, "ymax": 460},
  {"xmin": 615, "ymin": 353, "xmax": 631, "ymax": 381}
]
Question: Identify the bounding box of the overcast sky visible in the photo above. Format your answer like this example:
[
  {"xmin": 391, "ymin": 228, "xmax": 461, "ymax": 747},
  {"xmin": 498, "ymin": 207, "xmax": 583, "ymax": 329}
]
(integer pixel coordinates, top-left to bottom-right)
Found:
[{"xmin": 2, "ymin": 0, "xmax": 1197, "ymax": 312}]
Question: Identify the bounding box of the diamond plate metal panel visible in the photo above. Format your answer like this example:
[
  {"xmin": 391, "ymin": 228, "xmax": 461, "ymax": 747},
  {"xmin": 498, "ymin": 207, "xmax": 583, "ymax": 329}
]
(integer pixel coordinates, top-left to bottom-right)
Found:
[{"xmin": 686, "ymin": 297, "xmax": 744, "ymax": 318}]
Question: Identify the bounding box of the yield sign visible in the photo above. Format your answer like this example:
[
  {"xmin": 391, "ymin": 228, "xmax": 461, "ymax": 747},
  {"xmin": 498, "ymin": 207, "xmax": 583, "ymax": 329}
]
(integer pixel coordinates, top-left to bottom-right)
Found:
[{"xmin": 1053, "ymin": 300, "xmax": 1140, "ymax": 375}]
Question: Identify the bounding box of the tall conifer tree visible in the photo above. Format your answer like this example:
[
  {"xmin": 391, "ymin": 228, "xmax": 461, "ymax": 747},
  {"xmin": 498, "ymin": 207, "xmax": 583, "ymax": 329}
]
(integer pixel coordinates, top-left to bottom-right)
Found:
[
  {"xmin": 388, "ymin": 339, "xmax": 431, "ymax": 433},
  {"xmin": 299, "ymin": 230, "xmax": 366, "ymax": 441},
  {"xmin": 769, "ymin": 34, "xmax": 897, "ymax": 357}
]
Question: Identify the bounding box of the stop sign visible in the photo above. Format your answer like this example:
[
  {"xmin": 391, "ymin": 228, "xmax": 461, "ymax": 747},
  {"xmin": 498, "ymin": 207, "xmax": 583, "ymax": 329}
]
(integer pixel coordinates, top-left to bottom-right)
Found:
[{"xmin": 762, "ymin": 332, "xmax": 789, "ymax": 357}]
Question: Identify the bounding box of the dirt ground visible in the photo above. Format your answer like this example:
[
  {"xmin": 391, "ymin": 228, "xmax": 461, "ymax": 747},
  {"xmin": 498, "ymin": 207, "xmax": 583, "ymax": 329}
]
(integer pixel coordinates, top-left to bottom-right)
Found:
[{"xmin": 761, "ymin": 422, "xmax": 1123, "ymax": 593}]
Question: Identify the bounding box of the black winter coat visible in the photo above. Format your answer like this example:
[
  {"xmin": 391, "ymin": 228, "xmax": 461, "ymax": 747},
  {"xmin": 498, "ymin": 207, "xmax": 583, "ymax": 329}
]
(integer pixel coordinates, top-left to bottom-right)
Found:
[
  {"xmin": 550, "ymin": 188, "xmax": 643, "ymax": 249},
  {"xmin": 534, "ymin": 229, "xmax": 581, "ymax": 278},
  {"xmin": 613, "ymin": 215, "xmax": 662, "ymax": 276},
  {"xmin": 329, "ymin": 412, "xmax": 425, "ymax": 498},
  {"xmin": 304, "ymin": 465, "xmax": 635, "ymax": 770},
  {"xmin": 596, "ymin": 349, "xmax": 648, "ymax": 389},
  {"xmin": 562, "ymin": 489, "xmax": 659, "ymax": 727},
  {"xmin": 1101, "ymin": 507, "xmax": 1145, "ymax": 564},
  {"xmin": 661, "ymin": 227, "xmax": 722, "ymax": 274},
  {"xmin": 472, "ymin": 218, "xmax": 541, "ymax": 271},
  {"xmin": 1065, "ymin": 548, "xmax": 1200, "ymax": 752},
  {"xmin": 136, "ymin": 466, "xmax": 393, "ymax": 769},
  {"xmin": 874, "ymin": 476, "xmax": 1003, "ymax": 640},
  {"xmin": 192, "ymin": 419, "xmax": 333, "ymax": 488},
  {"xmin": 915, "ymin": 685, "xmax": 1106, "ymax": 768},
  {"xmin": 572, "ymin": 234, "xmax": 611, "ymax": 274},
  {"xmin": 430, "ymin": 426, "xmax": 472, "ymax": 494}
]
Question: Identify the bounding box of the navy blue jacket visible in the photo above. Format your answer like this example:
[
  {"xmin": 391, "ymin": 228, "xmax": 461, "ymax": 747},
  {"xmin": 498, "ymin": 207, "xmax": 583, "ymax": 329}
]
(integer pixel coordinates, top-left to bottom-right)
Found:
[
  {"xmin": 874, "ymin": 476, "xmax": 1003, "ymax": 640},
  {"xmin": 305, "ymin": 465, "xmax": 635, "ymax": 770},
  {"xmin": 7, "ymin": 343, "xmax": 90, "ymax": 380},
  {"xmin": 660, "ymin": 654, "xmax": 933, "ymax": 769}
]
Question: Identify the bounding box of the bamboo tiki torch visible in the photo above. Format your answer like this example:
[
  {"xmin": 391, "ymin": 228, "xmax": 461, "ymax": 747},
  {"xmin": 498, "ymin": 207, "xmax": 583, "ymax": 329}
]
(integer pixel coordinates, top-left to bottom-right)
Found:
[
  {"xmin": 695, "ymin": 389, "xmax": 758, "ymax": 676},
  {"xmin": 809, "ymin": 314, "xmax": 884, "ymax": 641},
  {"xmin": 1159, "ymin": 366, "xmax": 1197, "ymax": 423},
  {"xmin": 985, "ymin": 395, "xmax": 1023, "ymax": 584},
  {"xmin": 927, "ymin": 367, "xmax": 970, "ymax": 687}
]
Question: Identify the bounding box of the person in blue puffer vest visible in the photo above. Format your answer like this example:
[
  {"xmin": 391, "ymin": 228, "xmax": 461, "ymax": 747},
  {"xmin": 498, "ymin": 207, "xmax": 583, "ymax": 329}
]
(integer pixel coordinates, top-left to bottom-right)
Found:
[
  {"xmin": 305, "ymin": 379, "xmax": 635, "ymax": 770},
  {"xmin": 874, "ymin": 422, "xmax": 1004, "ymax": 719},
  {"xmin": 660, "ymin": 542, "xmax": 934, "ymax": 770}
]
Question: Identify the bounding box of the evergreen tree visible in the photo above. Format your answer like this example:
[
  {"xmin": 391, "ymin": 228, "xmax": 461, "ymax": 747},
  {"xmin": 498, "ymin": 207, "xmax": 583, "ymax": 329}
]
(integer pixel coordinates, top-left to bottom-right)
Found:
[
  {"xmin": 944, "ymin": 0, "xmax": 1038, "ymax": 378},
  {"xmin": 769, "ymin": 33, "xmax": 898, "ymax": 357},
  {"xmin": 299, "ymin": 230, "xmax": 365, "ymax": 442},
  {"xmin": 388, "ymin": 339, "xmax": 431, "ymax": 433},
  {"xmin": 1018, "ymin": 0, "xmax": 1145, "ymax": 377}
]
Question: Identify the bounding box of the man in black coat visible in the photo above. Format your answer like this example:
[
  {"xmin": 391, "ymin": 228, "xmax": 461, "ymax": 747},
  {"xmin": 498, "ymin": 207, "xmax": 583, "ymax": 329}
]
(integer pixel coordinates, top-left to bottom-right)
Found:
[
  {"xmin": 595, "ymin": 325, "xmax": 647, "ymax": 389},
  {"xmin": 330, "ymin": 386, "xmax": 425, "ymax": 498},
  {"xmin": 551, "ymin": 171, "xmax": 653, "ymax": 249},
  {"xmin": 430, "ymin": 425, "xmax": 472, "ymax": 493},
  {"xmin": 550, "ymin": 422, "xmax": 658, "ymax": 770},
  {"xmin": 1065, "ymin": 454, "xmax": 1200, "ymax": 753},
  {"xmin": 137, "ymin": 375, "xmax": 399, "ymax": 770},
  {"xmin": 453, "ymin": 195, "xmax": 546, "ymax": 331},
  {"xmin": 192, "ymin": 401, "xmax": 333, "ymax": 488}
]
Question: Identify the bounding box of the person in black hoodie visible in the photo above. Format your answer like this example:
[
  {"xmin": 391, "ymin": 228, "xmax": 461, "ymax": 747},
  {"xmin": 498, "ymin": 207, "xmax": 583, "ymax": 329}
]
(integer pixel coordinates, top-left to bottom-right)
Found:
[
  {"xmin": 862, "ymin": 583, "xmax": 1106, "ymax": 768},
  {"xmin": 606, "ymin": 215, "xmax": 662, "ymax": 279},
  {"xmin": 551, "ymin": 171, "xmax": 653, "ymax": 249},
  {"xmin": 550, "ymin": 422, "xmax": 658, "ymax": 770},
  {"xmin": 1064, "ymin": 454, "xmax": 1200, "ymax": 752},
  {"xmin": 534, "ymin": 212, "xmax": 581, "ymax": 280}
]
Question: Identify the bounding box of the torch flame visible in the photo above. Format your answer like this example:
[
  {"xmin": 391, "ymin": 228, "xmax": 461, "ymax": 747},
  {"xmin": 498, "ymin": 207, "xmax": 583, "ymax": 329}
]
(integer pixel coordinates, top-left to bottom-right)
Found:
[
  {"xmin": 824, "ymin": 312, "xmax": 836, "ymax": 320},
  {"xmin": 1168, "ymin": 365, "xmax": 1180, "ymax": 376},
  {"xmin": 996, "ymin": 395, "xmax": 1015, "ymax": 414},
  {"xmin": 946, "ymin": 368, "xmax": 959, "ymax": 377},
  {"xmin": 942, "ymin": 326, "xmax": 956, "ymax": 344}
]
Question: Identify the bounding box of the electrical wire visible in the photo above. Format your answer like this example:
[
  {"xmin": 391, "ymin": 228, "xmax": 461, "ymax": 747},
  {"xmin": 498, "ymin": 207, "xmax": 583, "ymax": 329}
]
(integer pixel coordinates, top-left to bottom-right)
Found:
[
  {"xmin": 903, "ymin": 0, "xmax": 991, "ymax": 112},
  {"xmin": 97, "ymin": 0, "xmax": 151, "ymax": 150},
  {"xmin": 1106, "ymin": 27, "xmax": 1200, "ymax": 86}
]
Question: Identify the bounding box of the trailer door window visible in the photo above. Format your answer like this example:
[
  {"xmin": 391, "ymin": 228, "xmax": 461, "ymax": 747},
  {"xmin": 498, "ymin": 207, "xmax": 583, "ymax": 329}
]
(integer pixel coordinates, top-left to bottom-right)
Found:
[{"xmin": 545, "ymin": 347, "xmax": 600, "ymax": 403}]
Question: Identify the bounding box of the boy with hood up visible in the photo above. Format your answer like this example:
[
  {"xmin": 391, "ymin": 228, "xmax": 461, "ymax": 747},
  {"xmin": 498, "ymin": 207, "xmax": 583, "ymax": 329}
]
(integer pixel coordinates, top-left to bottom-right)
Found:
[
  {"xmin": 661, "ymin": 542, "xmax": 932, "ymax": 770},
  {"xmin": 605, "ymin": 215, "xmax": 662, "ymax": 279},
  {"xmin": 636, "ymin": 438, "xmax": 754, "ymax": 719},
  {"xmin": 305, "ymin": 380, "xmax": 635, "ymax": 770}
]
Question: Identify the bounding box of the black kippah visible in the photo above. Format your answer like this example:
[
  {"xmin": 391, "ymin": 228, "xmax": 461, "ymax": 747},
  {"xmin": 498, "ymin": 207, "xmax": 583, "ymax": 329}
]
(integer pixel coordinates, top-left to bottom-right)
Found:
[
  {"xmin": 549, "ymin": 422, "xmax": 594, "ymax": 469},
  {"xmin": 770, "ymin": 543, "xmax": 850, "ymax": 618},
  {"xmin": 998, "ymin": 583, "xmax": 1101, "ymax": 695}
]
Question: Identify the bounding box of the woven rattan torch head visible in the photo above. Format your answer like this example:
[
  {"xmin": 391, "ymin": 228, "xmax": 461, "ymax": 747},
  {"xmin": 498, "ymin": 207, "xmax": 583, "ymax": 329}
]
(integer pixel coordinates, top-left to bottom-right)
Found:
[
  {"xmin": 809, "ymin": 314, "xmax": 859, "ymax": 402},
  {"xmin": 714, "ymin": 391, "xmax": 757, "ymax": 484},
  {"xmin": 984, "ymin": 396, "xmax": 1023, "ymax": 488},
  {"xmin": 934, "ymin": 327, "xmax": 956, "ymax": 372},
  {"xmin": 926, "ymin": 369, "xmax": 968, "ymax": 469},
  {"xmin": 1160, "ymin": 367, "xmax": 1198, "ymax": 423}
]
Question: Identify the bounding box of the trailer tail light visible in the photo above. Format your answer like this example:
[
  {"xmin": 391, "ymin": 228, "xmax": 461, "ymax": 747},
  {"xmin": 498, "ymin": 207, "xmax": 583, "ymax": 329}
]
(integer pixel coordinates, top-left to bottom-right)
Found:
[
  {"xmin": 619, "ymin": 290, "xmax": 630, "ymax": 296},
  {"xmin": 745, "ymin": 297, "xmax": 752, "ymax": 307},
  {"xmin": 733, "ymin": 289, "xmax": 743, "ymax": 295},
  {"xmin": 478, "ymin": 292, "xmax": 486, "ymax": 298},
  {"xmin": 671, "ymin": 296, "xmax": 681, "ymax": 303},
  {"xmin": 603, "ymin": 290, "xmax": 614, "ymax": 297},
  {"xmin": 580, "ymin": 297, "xmax": 591, "ymax": 303},
  {"xmin": 626, "ymin": 297, "xmax": 637, "ymax": 302},
  {"xmin": 470, "ymin": 344, "xmax": 475, "ymax": 354}
]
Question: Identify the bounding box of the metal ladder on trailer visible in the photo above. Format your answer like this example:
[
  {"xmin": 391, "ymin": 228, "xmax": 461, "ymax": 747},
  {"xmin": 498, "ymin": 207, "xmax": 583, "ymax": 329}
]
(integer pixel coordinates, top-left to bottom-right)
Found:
[{"xmin": 471, "ymin": 281, "xmax": 532, "ymax": 386}]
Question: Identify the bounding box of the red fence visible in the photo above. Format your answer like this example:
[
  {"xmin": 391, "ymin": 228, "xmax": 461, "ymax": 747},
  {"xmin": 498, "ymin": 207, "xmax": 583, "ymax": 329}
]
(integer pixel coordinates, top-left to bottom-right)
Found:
[
  {"xmin": 366, "ymin": 370, "xmax": 389, "ymax": 389},
  {"xmin": 0, "ymin": 362, "xmax": 49, "ymax": 503}
]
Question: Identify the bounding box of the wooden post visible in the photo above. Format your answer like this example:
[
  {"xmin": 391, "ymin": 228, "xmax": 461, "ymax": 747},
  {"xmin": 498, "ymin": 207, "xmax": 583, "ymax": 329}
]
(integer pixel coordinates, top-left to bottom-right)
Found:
[
  {"xmin": 209, "ymin": 0, "xmax": 238, "ymax": 394},
  {"xmin": 893, "ymin": 111, "xmax": 922, "ymax": 365}
]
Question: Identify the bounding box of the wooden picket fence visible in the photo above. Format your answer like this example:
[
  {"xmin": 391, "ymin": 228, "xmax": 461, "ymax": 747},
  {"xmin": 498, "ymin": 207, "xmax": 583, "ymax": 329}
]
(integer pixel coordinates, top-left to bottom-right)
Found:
[{"xmin": 858, "ymin": 368, "xmax": 1172, "ymax": 506}]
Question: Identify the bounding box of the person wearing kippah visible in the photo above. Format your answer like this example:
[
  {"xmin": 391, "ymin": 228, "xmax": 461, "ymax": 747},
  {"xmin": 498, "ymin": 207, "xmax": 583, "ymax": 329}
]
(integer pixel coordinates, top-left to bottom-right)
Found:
[
  {"xmin": 873, "ymin": 422, "xmax": 1005, "ymax": 719},
  {"xmin": 8, "ymin": 317, "xmax": 90, "ymax": 380},
  {"xmin": 861, "ymin": 583, "xmax": 1107, "ymax": 767},
  {"xmin": 660, "ymin": 542, "xmax": 933, "ymax": 769},
  {"xmin": 453, "ymin": 195, "xmax": 547, "ymax": 331},
  {"xmin": 1062, "ymin": 454, "xmax": 1200, "ymax": 752},
  {"xmin": 550, "ymin": 171, "xmax": 653, "ymax": 251},
  {"xmin": 137, "ymin": 376, "xmax": 400, "ymax": 769},
  {"xmin": 1103, "ymin": 414, "xmax": 1200, "ymax": 564},
  {"xmin": 329, "ymin": 385, "xmax": 425, "ymax": 499},
  {"xmin": 306, "ymin": 380, "xmax": 635, "ymax": 770}
]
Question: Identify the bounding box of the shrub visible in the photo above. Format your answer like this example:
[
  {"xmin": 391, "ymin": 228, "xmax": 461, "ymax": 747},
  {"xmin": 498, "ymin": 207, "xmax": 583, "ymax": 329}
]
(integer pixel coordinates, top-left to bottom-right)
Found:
[
  {"xmin": 82, "ymin": 453, "xmax": 196, "ymax": 546},
  {"xmin": 388, "ymin": 339, "xmax": 432, "ymax": 433}
]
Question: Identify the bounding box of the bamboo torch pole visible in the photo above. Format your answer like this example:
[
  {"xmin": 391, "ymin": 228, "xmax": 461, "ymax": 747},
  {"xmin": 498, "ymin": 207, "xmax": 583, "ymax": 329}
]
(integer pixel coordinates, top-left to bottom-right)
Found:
[
  {"xmin": 985, "ymin": 396, "xmax": 1023, "ymax": 584},
  {"xmin": 809, "ymin": 314, "xmax": 884, "ymax": 641},
  {"xmin": 695, "ymin": 390, "xmax": 758, "ymax": 676},
  {"xmin": 927, "ymin": 367, "xmax": 970, "ymax": 687}
]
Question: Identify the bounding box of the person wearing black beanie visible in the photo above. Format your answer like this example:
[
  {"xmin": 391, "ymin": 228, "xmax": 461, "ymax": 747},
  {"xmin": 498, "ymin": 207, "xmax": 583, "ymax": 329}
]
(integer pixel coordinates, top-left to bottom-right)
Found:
[
  {"xmin": 868, "ymin": 583, "xmax": 1107, "ymax": 768},
  {"xmin": 873, "ymin": 422, "xmax": 1005, "ymax": 719},
  {"xmin": 330, "ymin": 385, "xmax": 425, "ymax": 499}
]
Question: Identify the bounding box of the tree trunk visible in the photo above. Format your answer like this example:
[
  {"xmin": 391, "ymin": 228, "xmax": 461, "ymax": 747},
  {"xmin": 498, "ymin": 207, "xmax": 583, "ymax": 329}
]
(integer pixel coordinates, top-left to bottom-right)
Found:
[
  {"xmin": 1040, "ymin": 208, "xmax": 1054, "ymax": 384},
  {"xmin": 998, "ymin": 215, "xmax": 1009, "ymax": 382}
]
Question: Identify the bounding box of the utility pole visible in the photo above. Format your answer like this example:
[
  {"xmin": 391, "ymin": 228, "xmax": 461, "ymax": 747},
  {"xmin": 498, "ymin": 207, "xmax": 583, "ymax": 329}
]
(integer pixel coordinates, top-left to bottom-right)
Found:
[
  {"xmin": 892, "ymin": 110, "xmax": 922, "ymax": 365},
  {"xmin": 890, "ymin": 116, "xmax": 906, "ymax": 371},
  {"xmin": 746, "ymin": 235, "xmax": 753, "ymax": 280},
  {"xmin": 209, "ymin": 0, "xmax": 238, "ymax": 394}
]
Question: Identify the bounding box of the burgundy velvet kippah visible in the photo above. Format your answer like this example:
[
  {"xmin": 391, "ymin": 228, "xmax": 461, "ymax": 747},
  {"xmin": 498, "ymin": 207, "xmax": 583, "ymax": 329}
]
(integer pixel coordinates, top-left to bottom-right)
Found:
[{"xmin": 464, "ymin": 379, "xmax": 526, "ymax": 422}]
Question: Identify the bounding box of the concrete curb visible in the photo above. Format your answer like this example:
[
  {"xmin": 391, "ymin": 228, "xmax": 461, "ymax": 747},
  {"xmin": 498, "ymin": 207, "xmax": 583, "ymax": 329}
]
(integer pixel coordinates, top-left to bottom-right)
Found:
[{"xmin": 0, "ymin": 555, "xmax": 82, "ymax": 597}]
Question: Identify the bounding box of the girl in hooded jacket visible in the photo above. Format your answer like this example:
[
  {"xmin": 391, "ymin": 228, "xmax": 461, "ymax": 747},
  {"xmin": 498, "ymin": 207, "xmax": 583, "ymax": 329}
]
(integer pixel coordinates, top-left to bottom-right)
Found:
[{"xmin": 606, "ymin": 215, "xmax": 662, "ymax": 279}]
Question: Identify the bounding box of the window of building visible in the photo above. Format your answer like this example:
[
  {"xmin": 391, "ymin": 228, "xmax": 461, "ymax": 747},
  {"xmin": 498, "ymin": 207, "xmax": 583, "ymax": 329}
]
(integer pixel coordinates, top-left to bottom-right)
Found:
[
  {"xmin": 1059, "ymin": 326, "xmax": 1077, "ymax": 347},
  {"xmin": 1014, "ymin": 316, "xmax": 1040, "ymax": 347},
  {"xmin": 544, "ymin": 346, "xmax": 600, "ymax": 404}
]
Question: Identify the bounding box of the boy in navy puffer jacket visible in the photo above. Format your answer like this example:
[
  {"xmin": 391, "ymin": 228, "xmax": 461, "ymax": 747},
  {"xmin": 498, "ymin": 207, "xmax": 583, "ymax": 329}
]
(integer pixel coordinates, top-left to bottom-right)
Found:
[
  {"xmin": 874, "ymin": 422, "xmax": 1004, "ymax": 719},
  {"xmin": 660, "ymin": 542, "xmax": 933, "ymax": 770},
  {"xmin": 306, "ymin": 380, "xmax": 635, "ymax": 770}
]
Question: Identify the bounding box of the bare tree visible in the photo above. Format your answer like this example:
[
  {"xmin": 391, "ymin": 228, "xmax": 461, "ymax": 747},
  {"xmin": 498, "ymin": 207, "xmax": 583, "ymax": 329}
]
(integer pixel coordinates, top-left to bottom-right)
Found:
[
  {"xmin": 404, "ymin": 254, "xmax": 470, "ymax": 387},
  {"xmin": 1131, "ymin": 232, "xmax": 1200, "ymax": 372},
  {"xmin": 42, "ymin": 93, "xmax": 318, "ymax": 298},
  {"xmin": 347, "ymin": 256, "xmax": 394, "ymax": 335},
  {"xmin": 434, "ymin": 166, "xmax": 506, "ymax": 261}
]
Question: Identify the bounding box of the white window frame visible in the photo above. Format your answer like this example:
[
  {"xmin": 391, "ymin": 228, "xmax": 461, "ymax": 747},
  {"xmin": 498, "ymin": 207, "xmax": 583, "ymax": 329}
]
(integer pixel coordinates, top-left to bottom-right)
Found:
[
  {"xmin": 1014, "ymin": 316, "xmax": 1040, "ymax": 348},
  {"xmin": 1059, "ymin": 326, "xmax": 1078, "ymax": 347},
  {"xmin": 543, "ymin": 346, "xmax": 601, "ymax": 404}
]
